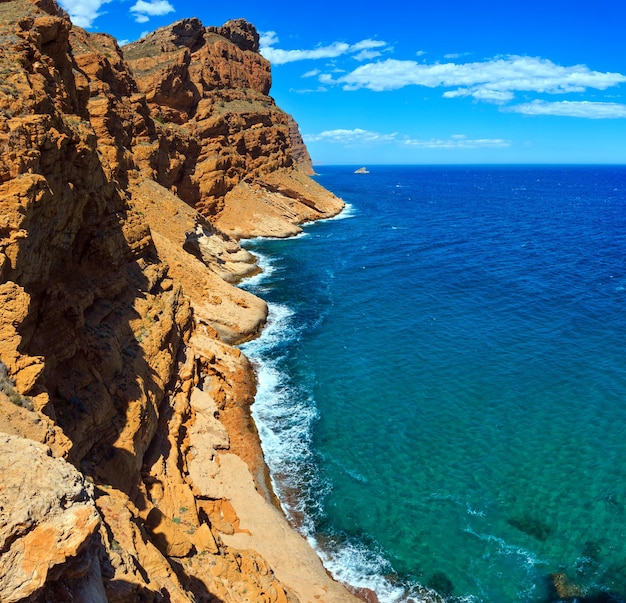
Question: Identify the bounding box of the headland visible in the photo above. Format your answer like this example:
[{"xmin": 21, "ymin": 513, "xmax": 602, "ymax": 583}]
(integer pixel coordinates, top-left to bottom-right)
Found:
[{"xmin": 0, "ymin": 1, "xmax": 361, "ymax": 601}]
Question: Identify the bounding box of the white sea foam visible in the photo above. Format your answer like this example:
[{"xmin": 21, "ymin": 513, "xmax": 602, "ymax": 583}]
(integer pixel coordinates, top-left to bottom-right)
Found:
[
  {"xmin": 466, "ymin": 503, "xmax": 486, "ymax": 518},
  {"xmin": 243, "ymin": 231, "xmax": 310, "ymax": 243},
  {"xmin": 238, "ymin": 249, "xmax": 276, "ymax": 289},
  {"xmin": 316, "ymin": 539, "xmax": 446, "ymax": 603},
  {"xmin": 316, "ymin": 202, "xmax": 357, "ymax": 221},
  {"xmin": 238, "ymin": 236, "xmax": 439, "ymax": 603},
  {"xmin": 239, "ymin": 300, "xmax": 323, "ymax": 530},
  {"xmin": 463, "ymin": 527, "xmax": 544, "ymax": 569},
  {"xmin": 310, "ymin": 538, "xmax": 412, "ymax": 602}
]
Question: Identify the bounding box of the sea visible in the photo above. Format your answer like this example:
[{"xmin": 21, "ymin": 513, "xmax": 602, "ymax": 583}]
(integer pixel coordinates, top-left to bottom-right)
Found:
[{"xmin": 239, "ymin": 165, "xmax": 626, "ymax": 603}]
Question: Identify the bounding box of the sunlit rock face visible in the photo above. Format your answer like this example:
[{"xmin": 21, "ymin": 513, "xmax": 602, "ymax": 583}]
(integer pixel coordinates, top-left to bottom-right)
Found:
[{"xmin": 0, "ymin": 1, "xmax": 345, "ymax": 601}]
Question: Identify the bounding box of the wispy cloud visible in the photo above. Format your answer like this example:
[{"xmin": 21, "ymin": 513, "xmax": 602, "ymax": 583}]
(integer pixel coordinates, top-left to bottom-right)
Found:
[
  {"xmin": 58, "ymin": 0, "xmax": 112, "ymax": 28},
  {"xmin": 350, "ymin": 40, "xmax": 388, "ymax": 52},
  {"xmin": 443, "ymin": 52, "xmax": 473, "ymax": 60},
  {"xmin": 130, "ymin": 0, "xmax": 175, "ymax": 23},
  {"xmin": 354, "ymin": 49, "xmax": 384, "ymax": 61},
  {"xmin": 327, "ymin": 56, "xmax": 626, "ymax": 103},
  {"xmin": 504, "ymin": 100, "xmax": 626, "ymax": 118},
  {"xmin": 290, "ymin": 86, "xmax": 329, "ymax": 94},
  {"xmin": 60, "ymin": 0, "xmax": 175, "ymax": 27},
  {"xmin": 304, "ymin": 128, "xmax": 398, "ymax": 144},
  {"xmin": 260, "ymin": 33, "xmax": 388, "ymax": 65},
  {"xmin": 403, "ymin": 134, "xmax": 511, "ymax": 148},
  {"xmin": 304, "ymin": 130, "xmax": 508, "ymax": 149}
]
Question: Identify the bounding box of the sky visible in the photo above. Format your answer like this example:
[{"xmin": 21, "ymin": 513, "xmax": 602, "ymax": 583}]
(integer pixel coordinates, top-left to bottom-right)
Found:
[{"xmin": 57, "ymin": 0, "xmax": 626, "ymax": 165}]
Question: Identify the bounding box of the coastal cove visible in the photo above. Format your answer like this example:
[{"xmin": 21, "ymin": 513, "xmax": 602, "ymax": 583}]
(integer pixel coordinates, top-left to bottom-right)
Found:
[{"xmin": 240, "ymin": 165, "xmax": 626, "ymax": 603}]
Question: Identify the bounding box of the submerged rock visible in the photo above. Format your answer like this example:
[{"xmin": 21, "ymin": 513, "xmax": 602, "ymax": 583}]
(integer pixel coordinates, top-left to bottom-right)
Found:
[
  {"xmin": 507, "ymin": 515, "xmax": 553, "ymax": 541},
  {"xmin": 550, "ymin": 572, "xmax": 585, "ymax": 599},
  {"xmin": 427, "ymin": 571, "xmax": 455, "ymax": 597}
]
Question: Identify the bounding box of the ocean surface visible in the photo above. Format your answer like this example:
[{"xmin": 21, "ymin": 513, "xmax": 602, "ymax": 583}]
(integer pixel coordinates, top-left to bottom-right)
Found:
[{"xmin": 239, "ymin": 165, "xmax": 626, "ymax": 603}]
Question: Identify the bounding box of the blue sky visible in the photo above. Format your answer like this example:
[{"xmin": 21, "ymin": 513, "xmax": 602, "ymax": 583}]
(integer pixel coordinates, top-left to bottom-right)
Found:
[{"xmin": 58, "ymin": 0, "xmax": 626, "ymax": 165}]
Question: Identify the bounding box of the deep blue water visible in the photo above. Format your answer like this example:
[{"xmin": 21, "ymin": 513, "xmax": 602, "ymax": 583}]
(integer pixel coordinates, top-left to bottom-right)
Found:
[{"xmin": 240, "ymin": 165, "xmax": 626, "ymax": 603}]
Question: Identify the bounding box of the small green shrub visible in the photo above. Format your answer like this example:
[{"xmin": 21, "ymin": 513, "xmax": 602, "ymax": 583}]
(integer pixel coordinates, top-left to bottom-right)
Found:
[{"xmin": 0, "ymin": 360, "xmax": 34, "ymax": 410}]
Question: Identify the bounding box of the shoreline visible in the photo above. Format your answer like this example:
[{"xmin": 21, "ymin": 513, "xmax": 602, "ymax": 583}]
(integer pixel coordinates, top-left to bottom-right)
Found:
[
  {"xmin": 141, "ymin": 186, "xmax": 365, "ymax": 602},
  {"xmin": 0, "ymin": 5, "xmax": 373, "ymax": 599},
  {"xmin": 229, "ymin": 206, "xmax": 369, "ymax": 603},
  {"xmin": 231, "ymin": 210, "xmax": 380, "ymax": 603},
  {"xmin": 233, "ymin": 201, "xmax": 446, "ymax": 603}
]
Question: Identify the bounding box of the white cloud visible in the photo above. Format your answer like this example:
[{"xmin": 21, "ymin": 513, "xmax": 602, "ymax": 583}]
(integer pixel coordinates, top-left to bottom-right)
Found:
[
  {"xmin": 504, "ymin": 100, "xmax": 626, "ymax": 118},
  {"xmin": 403, "ymin": 134, "xmax": 511, "ymax": 148},
  {"xmin": 444, "ymin": 87, "xmax": 515, "ymax": 103},
  {"xmin": 304, "ymin": 128, "xmax": 398, "ymax": 144},
  {"xmin": 443, "ymin": 52, "xmax": 472, "ymax": 60},
  {"xmin": 260, "ymin": 35, "xmax": 389, "ymax": 65},
  {"xmin": 58, "ymin": 0, "xmax": 112, "ymax": 28},
  {"xmin": 318, "ymin": 73, "xmax": 333, "ymax": 84},
  {"xmin": 290, "ymin": 86, "xmax": 329, "ymax": 94},
  {"xmin": 353, "ymin": 49, "xmax": 383, "ymax": 61},
  {"xmin": 326, "ymin": 56, "xmax": 626, "ymax": 103},
  {"xmin": 259, "ymin": 31, "xmax": 279, "ymax": 48},
  {"xmin": 351, "ymin": 39, "xmax": 388, "ymax": 52},
  {"xmin": 304, "ymin": 129, "xmax": 510, "ymax": 149},
  {"xmin": 261, "ymin": 42, "xmax": 349, "ymax": 64},
  {"xmin": 130, "ymin": 0, "xmax": 174, "ymax": 22},
  {"xmin": 302, "ymin": 69, "xmax": 321, "ymax": 78}
]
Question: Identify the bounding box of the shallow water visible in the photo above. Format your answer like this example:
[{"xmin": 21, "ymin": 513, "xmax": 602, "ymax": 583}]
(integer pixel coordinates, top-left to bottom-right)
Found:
[{"xmin": 240, "ymin": 165, "xmax": 626, "ymax": 602}]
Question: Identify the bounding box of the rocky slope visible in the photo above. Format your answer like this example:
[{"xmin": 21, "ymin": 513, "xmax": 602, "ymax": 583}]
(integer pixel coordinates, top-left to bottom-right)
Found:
[
  {"xmin": 122, "ymin": 17, "xmax": 321, "ymax": 233},
  {"xmin": 0, "ymin": 1, "xmax": 353, "ymax": 601}
]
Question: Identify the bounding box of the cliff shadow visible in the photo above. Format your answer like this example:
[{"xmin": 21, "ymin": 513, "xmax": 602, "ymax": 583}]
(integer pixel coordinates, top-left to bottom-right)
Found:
[{"xmin": 4, "ymin": 154, "xmax": 184, "ymax": 496}]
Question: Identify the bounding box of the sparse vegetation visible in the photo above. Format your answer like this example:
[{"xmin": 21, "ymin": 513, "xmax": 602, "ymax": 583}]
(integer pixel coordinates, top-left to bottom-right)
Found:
[{"xmin": 0, "ymin": 360, "xmax": 34, "ymax": 410}]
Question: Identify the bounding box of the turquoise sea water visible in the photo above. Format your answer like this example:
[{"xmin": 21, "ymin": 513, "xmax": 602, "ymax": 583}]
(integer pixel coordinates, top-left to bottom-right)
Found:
[{"xmin": 240, "ymin": 166, "xmax": 626, "ymax": 603}]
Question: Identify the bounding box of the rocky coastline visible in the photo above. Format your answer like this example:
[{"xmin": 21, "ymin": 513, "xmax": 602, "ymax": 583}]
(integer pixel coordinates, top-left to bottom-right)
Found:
[{"xmin": 0, "ymin": 1, "xmax": 361, "ymax": 601}]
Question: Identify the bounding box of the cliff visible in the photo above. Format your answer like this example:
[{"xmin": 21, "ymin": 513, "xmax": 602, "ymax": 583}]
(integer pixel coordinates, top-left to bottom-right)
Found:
[
  {"xmin": 0, "ymin": 1, "xmax": 354, "ymax": 602},
  {"xmin": 122, "ymin": 17, "xmax": 322, "ymax": 234}
]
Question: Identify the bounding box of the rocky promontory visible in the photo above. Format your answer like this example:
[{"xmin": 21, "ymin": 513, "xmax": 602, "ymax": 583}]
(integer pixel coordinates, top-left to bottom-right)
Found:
[{"xmin": 0, "ymin": 0, "xmax": 355, "ymax": 601}]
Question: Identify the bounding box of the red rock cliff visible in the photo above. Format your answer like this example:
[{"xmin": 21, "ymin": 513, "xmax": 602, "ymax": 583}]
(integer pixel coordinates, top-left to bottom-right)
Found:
[
  {"xmin": 0, "ymin": 1, "xmax": 353, "ymax": 602},
  {"xmin": 123, "ymin": 17, "xmax": 327, "ymax": 232}
]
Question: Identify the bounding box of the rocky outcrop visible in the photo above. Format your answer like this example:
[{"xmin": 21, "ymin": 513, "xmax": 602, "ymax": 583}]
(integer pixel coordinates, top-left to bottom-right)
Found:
[
  {"xmin": 0, "ymin": 433, "xmax": 103, "ymax": 603},
  {"xmin": 122, "ymin": 17, "xmax": 336, "ymax": 230},
  {"xmin": 0, "ymin": 1, "xmax": 351, "ymax": 602},
  {"xmin": 288, "ymin": 115, "xmax": 315, "ymax": 175}
]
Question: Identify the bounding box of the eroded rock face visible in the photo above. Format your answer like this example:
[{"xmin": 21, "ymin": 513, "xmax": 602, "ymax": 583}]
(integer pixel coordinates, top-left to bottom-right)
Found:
[
  {"xmin": 0, "ymin": 433, "xmax": 103, "ymax": 603},
  {"xmin": 123, "ymin": 17, "xmax": 340, "ymax": 227},
  {"xmin": 288, "ymin": 115, "xmax": 315, "ymax": 176},
  {"xmin": 0, "ymin": 1, "xmax": 350, "ymax": 602}
]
